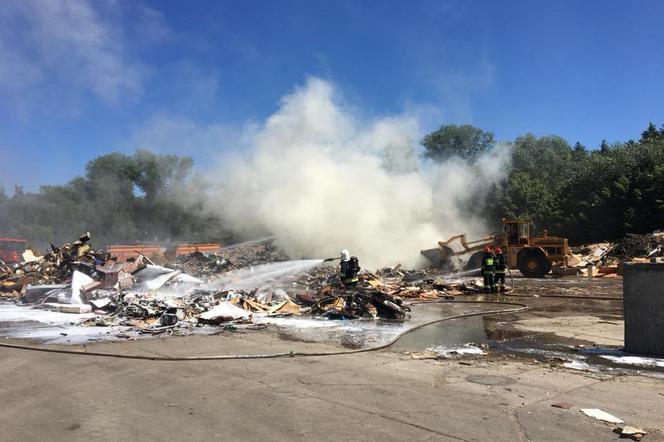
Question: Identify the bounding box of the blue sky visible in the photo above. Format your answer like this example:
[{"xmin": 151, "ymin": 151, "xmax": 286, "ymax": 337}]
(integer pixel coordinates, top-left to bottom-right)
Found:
[{"xmin": 1, "ymin": 0, "xmax": 663, "ymax": 191}]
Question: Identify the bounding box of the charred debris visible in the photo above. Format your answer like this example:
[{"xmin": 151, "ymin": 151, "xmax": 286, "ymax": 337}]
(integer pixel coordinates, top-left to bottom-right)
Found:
[{"xmin": 0, "ymin": 233, "xmax": 482, "ymax": 337}]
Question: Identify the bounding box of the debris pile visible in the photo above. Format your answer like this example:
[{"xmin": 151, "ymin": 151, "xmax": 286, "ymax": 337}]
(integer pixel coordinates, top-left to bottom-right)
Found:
[
  {"xmin": 78, "ymin": 281, "xmax": 411, "ymax": 335},
  {"xmin": 81, "ymin": 289, "xmax": 266, "ymax": 333},
  {"xmin": 368, "ymin": 268, "xmax": 485, "ymax": 299},
  {"xmin": 574, "ymin": 231, "xmax": 664, "ymax": 265},
  {"xmin": 1, "ymin": 233, "xmax": 493, "ymax": 341},
  {"xmin": 283, "ymin": 264, "xmax": 482, "ymax": 305},
  {"xmin": 0, "ymin": 233, "xmax": 110, "ymax": 295},
  {"xmin": 213, "ymin": 238, "xmax": 289, "ymax": 268},
  {"xmin": 167, "ymin": 239, "xmax": 289, "ymax": 280},
  {"xmin": 309, "ymin": 289, "xmax": 410, "ymax": 320},
  {"xmin": 604, "ymin": 232, "xmax": 664, "ymax": 262},
  {"xmin": 564, "ymin": 231, "xmax": 664, "ymax": 277},
  {"xmin": 174, "ymin": 251, "xmax": 232, "ymax": 277}
]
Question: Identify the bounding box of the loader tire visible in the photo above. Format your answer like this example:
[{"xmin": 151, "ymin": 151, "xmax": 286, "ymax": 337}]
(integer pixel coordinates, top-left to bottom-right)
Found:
[{"xmin": 518, "ymin": 248, "xmax": 549, "ymax": 278}]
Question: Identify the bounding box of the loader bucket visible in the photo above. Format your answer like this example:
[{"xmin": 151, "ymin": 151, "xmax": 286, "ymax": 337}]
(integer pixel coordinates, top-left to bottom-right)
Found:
[{"xmin": 420, "ymin": 247, "xmax": 447, "ymax": 267}]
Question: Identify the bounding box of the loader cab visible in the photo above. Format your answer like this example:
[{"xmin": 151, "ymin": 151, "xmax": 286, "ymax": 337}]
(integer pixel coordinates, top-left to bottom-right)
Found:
[
  {"xmin": 501, "ymin": 220, "xmax": 531, "ymax": 269},
  {"xmin": 503, "ymin": 220, "xmax": 529, "ymax": 246}
]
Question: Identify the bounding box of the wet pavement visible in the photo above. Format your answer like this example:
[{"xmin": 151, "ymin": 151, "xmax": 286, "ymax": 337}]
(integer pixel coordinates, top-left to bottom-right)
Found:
[
  {"xmin": 266, "ymin": 301, "xmax": 506, "ymax": 349},
  {"xmin": 2, "ymin": 274, "xmax": 663, "ymax": 378},
  {"xmin": 3, "ymin": 273, "xmax": 664, "ymax": 442}
]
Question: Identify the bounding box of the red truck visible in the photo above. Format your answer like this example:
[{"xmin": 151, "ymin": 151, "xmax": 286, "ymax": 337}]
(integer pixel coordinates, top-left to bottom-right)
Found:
[{"xmin": 0, "ymin": 238, "xmax": 26, "ymax": 264}]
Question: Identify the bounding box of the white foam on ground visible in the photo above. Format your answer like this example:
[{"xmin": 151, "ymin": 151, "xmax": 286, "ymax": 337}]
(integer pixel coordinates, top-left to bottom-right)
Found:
[
  {"xmin": 0, "ymin": 302, "xmax": 129, "ymax": 345},
  {"xmin": 563, "ymin": 359, "xmax": 598, "ymax": 371},
  {"xmin": 199, "ymin": 301, "xmax": 250, "ymax": 321},
  {"xmin": 255, "ymin": 316, "xmax": 347, "ymax": 329},
  {"xmin": 255, "ymin": 315, "xmax": 408, "ymax": 348},
  {"xmin": 3, "ymin": 324, "xmax": 130, "ymax": 344},
  {"xmin": 427, "ymin": 343, "xmax": 485, "ymax": 358},
  {"xmin": 0, "ymin": 303, "xmax": 95, "ymax": 324},
  {"xmin": 599, "ymin": 355, "xmax": 664, "ymax": 368}
]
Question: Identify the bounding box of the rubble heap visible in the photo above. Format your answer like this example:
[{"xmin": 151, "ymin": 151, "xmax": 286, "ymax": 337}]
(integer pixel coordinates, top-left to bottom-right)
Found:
[
  {"xmin": 169, "ymin": 239, "xmax": 290, "ymax": 280},
  {"xmin": 567, "ymin": 230, "xmax": 664, "ymax": 276},
  {"xmin": 309, "ymin": 289, "xmax": 409, "ymax": 320},
  {"xmin": 0, "ymin": 233, "xmax": 110, "ymax": 294},
  {"xmin": 174, "ymin": 251, "xmax": 232, "ymax": 277},
  {"xmin": 1, "ymin": 233, "xmax": 491, "ymax": 340},
  {"xmin": 214, "ymin": 238, "xmax": 289, "ymax": 268},
  {"xmin": 604, "ymin": 232, "xmax": 664, "ymax": 262}
]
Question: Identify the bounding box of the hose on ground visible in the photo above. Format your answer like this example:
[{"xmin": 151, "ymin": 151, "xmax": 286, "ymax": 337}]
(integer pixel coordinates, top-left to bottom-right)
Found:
[
  {"xmin": 0, "ymin": 300, "xmax": 527, "ymax": 361},
  {"xmin": 507, "ymin": 266, "xmax": 515, "ymax": 293}
]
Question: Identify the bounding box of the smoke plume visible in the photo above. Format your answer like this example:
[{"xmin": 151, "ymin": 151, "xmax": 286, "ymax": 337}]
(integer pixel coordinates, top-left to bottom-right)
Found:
[{"xmin": 203, "ymin": 77, "xmax": 511, "ymax": 268}]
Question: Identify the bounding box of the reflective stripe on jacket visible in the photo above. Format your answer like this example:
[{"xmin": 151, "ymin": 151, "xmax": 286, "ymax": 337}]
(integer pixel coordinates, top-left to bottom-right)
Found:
[{"xmin": 482, "ymin": 254, "xmax": 495, "ymax": 270}]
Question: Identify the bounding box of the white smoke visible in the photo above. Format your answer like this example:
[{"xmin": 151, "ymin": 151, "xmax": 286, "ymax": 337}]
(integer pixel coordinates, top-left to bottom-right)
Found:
[{"xmin": 202, "ymin": 77, "xmax": 511, "ymax": 269}]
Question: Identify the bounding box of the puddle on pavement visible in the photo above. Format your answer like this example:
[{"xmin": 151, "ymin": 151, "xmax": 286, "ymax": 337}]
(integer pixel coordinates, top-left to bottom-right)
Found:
[
  {"xmin": 3, "ymin": 295, "xmax": 663, "ymax": 378},
  {"xmin": 314, "ymin": 301, "xmax": 664, "ymax": 378},
  {"xmin": 272, "ymin": 318, "xmax": 405, "ymax": 349},
  {"xmin": 390, "ymin": 316, "xmax": 487, "ymax": 352},
  {"xmin": 269, "ymin": 302, "xmax": 499, "ymax": 350}
]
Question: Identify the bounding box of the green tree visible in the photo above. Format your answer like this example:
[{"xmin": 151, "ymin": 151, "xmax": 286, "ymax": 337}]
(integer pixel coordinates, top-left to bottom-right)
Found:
[
  {"xmin": 0, "ymin": 150, "xmax": 227, "ymax": 249},
  {"xmin": 490, "ymin": 171, "xmax": 559, "ymax": 227},
  {"xmin": 559, "ymin": 130, "xmax": 664, "ymax": 243},
  {"xmin": 486, "ymin": 134, "xmax": 587, "ymax": 234},
  {"xmin": 511, "ymin": 134, "xmax": 580, "ymax": 183},
  {"xmin": 421, "ymin": 124, "xmax": 495, "ymax": 162},
  {"xmin": 572, "ymin": 142, "xmax": 587, "ymax": 162},
  {"xmin": 640, "ymin": 122, "xmax": 659, "ymax": 142},
  {"xmin": 133, "ymin": 149, "xmax": 194, "ymax": 202}
]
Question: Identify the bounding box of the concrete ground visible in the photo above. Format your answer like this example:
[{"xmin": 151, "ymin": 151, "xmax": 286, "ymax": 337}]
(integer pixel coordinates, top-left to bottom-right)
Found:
[
  {"xmin": 1, "ymin": 331, "xmax": 663, "ymax": 441},
  {"xmin": 512, "ymin": 315, "xmax": 624, "ymax": 346},
  {"xmin": 1, "ymin": 275, "xmax": 663, "ymax": 441}
]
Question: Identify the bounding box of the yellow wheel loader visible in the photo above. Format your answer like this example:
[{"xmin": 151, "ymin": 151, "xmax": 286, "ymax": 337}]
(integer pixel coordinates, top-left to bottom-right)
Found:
[{"xmin": 420, "ymin": 220, "xmax": 570, "ymax": 278}]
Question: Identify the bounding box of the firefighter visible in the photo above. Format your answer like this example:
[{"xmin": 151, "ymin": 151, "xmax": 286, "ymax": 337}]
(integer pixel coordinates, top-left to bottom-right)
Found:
[
  {"xmin": 339, "ymin": 249, "xmax": 360, "ymax": 287},
  {"xmin": 494, "ymin": 247, "xmax": 507, "ymax": 292},
  {"xmin": 481, "ymin": 246, "xmax": 495, "ymax": 292}
]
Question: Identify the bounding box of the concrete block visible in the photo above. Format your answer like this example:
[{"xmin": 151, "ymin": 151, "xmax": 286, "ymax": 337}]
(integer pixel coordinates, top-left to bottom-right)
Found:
[{"xmin": 623, "ymin": 263, "xmax": 664, "ymax": 355}]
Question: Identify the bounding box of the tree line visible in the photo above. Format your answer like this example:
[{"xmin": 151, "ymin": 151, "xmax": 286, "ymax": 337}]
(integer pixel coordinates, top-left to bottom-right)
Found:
[
  {"xmin": 423, "ymin": 122, "xmax": 664, "ymax": 244},
  {"xmin": 0, "ymin": 150, "xmax": 227, "ymax": 248},
  {"xmin": 1, "ymin": 122, "xmax": 663, "ymax": 248}
]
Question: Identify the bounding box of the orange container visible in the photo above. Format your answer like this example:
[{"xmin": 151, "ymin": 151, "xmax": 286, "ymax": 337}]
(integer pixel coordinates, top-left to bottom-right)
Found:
[
  {"xmin": 175, "ymin": 243, "xmax": 221, "ymax": 256},
  {"xmin": 107, "ymin": 245, "xmax": 165, "ymax": 262}
]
